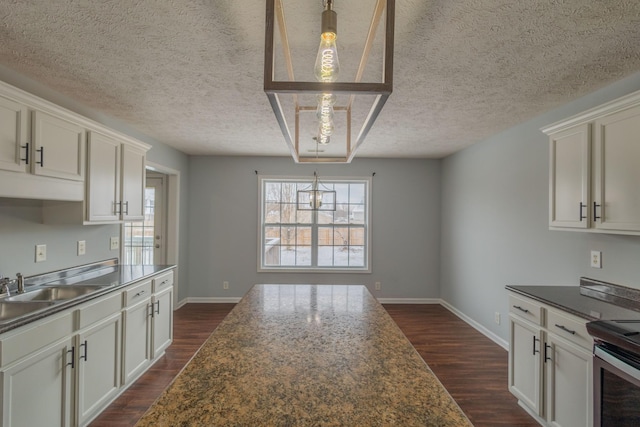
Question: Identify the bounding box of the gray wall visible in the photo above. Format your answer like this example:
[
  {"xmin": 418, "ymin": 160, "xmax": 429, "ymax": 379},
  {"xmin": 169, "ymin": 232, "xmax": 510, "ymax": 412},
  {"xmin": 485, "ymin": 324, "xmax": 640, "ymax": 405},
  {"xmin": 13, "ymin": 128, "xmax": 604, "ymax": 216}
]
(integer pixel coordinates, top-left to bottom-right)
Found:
[
  {"xmin": 187, "ymin": 156, "xmax": 441, "ymax": 299},
  {"xmin": 440, "ymin": 71, "xmax": 640, "ymax": 341},
  {"xmin": 0, "ymin": 199, "xmax": 119, "ymax": 276}
]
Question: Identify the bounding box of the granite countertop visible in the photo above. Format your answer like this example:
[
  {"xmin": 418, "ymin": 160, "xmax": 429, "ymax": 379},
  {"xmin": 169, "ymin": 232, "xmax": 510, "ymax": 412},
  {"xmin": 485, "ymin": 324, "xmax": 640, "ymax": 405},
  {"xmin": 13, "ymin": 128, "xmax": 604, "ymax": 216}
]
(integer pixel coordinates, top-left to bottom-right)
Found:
[
  {"xmin": 506, "ymin": 282, "xmax": 640, "ymax": 321},
  {"xmin": 136, "ymin": 284, "xmax": 471, "ymax": 427},
  {"xmin": 0, "ymin": 261, "xmax": 175, "ymax": 333}
]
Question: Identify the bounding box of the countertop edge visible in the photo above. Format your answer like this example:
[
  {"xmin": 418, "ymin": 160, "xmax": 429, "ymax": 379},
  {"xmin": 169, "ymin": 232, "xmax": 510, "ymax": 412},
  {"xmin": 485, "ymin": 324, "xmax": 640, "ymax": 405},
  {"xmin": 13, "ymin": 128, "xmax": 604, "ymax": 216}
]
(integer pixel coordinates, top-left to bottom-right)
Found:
[{"xmin": 0, "ymin": 264, "xmax": 176, "ymax": 334}]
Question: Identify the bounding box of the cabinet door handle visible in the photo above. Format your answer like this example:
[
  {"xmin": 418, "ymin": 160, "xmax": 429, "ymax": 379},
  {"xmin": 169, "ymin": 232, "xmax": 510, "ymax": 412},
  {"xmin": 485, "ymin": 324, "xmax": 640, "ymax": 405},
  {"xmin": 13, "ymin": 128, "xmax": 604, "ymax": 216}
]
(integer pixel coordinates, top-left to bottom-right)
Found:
[
  {"xmin": 67, "ymin": 346, "xmax": 75, "ymax": 368},
  {"xmin": 532, "ymin": 336, "xmax": 540, "ymax": 355},
  {"xmin": 148, "ymin": 303, "xmax": 154, "ymax": 317},
  {"xmin": 579, "ymin": 202, "xmax": 587, "ymax": 221},
  {"xmin": 21, "ymin": 143, "xmax": 29, "ymax": 164},
  {"xmin": 36, "ymin": 146, "xmax": 44, "ymax": 167},
  {"xmin": 554, "ymin": 324, "xmax": 576, "ymax": 335},
  {"xmin": 593, "ymin": 201, "xmax": 601, "ymax": 220},
  {"xmin": 123, "ymin": 201, "xmax": 129, "ymax": 215},
  {"xmin": 80, "ymin": 340, "xmax": 88, "ymax": 362},
  {"xmin": 155, "ymin": 300, "xmax": 160, "ymax": 315},
  {"xmin": 513, "ymin": 305, "xmax": 530, "ymax": 314},
  {"xmin": 544, "ymin": 343, "xmax": 552, "ymax": 362}
]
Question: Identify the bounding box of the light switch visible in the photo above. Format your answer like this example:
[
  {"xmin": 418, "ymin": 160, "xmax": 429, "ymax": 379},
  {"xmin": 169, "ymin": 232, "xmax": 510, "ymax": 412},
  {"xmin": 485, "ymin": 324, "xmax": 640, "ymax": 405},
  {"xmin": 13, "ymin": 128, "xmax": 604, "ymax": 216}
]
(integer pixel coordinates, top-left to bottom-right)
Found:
[{"xmin": 78, "ymin": 240, "xmax": 86, "ymax": 256}]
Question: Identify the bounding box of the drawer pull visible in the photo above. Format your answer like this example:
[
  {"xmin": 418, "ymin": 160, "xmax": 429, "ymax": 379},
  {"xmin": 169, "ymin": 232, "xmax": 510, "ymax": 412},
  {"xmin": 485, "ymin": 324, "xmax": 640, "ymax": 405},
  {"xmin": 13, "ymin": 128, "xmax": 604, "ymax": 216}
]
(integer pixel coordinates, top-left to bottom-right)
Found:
[
  {"xmin": 555, "ymin": 324, "xmax": 576, "ymax": 335},
  {"xmin": 544, "ymin": 343, "xmax": 552, "ymax": 362},
  {"xmin": 80, "ymin": 340, "xmax": 88, "ymax": 362},
  {"xmin": 513, "ymin": 305, "xmax": 530, "ymax": 314},
  {"xmin": 67, "ymin": 347, "xmax": 75, "ymax": 368},
  {"xmin": 134, "ymin": 290, "xmax": 146, "ymax": 298},
  {"xmin": 36, "ymin": 146, "xmax": 44, "ymax": 166},
  {"xmin": 21, "ymin": 143, "xmax": 29, "ymax": 164},
  {"xmin": 160, "ymin": 280, "xmax": 168, "ymax": 286}
]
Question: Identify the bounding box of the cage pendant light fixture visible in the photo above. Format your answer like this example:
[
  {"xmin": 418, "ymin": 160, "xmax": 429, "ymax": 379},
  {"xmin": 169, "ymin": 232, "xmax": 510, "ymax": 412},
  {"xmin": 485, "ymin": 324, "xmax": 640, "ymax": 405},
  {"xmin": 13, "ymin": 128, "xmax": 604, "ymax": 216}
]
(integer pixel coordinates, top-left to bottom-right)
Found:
[
  {"xmin": 264, "ymin": 0, "xmax": 395, "ymax": 163},
  {"xmin": 296, "ymin": 172, "xmax": 337, "ymax": 211}
]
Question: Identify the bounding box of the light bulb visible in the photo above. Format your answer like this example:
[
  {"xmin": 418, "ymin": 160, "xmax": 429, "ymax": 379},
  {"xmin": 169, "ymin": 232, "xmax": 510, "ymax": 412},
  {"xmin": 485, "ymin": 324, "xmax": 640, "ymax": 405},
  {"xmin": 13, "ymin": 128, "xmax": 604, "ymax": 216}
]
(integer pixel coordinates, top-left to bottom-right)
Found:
[
  {"xmin": 314, "ymin": 32, "xmax": 340, "ymax": 82},
  {"xmin": 316, "ymin": 94, "xmax": 335, "ymax": 122},
  {"xmin": 319, "ymin": 120, "xmax": 334, "ymax": 136}
]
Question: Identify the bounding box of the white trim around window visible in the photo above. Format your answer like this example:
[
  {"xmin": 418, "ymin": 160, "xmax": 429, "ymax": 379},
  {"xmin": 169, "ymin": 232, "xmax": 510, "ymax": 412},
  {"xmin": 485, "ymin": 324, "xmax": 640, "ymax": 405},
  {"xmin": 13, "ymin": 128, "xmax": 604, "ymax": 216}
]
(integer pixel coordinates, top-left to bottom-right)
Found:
[{"xmin": 257, "ymin": 175, "xmax": 371, "ymax": 273}]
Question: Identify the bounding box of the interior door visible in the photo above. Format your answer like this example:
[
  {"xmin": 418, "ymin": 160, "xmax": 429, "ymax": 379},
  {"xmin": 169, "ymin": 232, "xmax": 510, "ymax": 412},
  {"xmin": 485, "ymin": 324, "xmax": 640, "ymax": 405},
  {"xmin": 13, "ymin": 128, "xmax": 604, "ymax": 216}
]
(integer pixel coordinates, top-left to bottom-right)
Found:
[{"xmin": 123, "ymin": 172, "xmax": 166, "ymax": 265}]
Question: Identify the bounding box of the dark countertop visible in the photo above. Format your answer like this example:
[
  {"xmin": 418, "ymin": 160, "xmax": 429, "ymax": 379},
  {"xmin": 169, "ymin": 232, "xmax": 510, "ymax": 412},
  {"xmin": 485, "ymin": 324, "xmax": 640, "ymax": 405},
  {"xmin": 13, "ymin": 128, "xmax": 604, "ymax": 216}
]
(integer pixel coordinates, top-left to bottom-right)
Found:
[
  {"xmin": 136, "ymin": 284, "xmax": 472, "ymax": 427},
  {"xmin": 506, "ymin": 284, "xmax": 640, "ymax": 321},
  {"xmin": 0, "ymin": 262, "xmax": 175, "ymax": 334}
]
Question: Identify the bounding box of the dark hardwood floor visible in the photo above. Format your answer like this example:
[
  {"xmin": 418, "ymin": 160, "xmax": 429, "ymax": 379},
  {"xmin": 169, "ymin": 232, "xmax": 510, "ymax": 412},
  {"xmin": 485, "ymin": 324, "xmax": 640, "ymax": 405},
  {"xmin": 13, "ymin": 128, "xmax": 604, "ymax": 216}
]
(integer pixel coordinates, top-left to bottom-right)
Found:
[
  {"xmin": 384, "ymin": 304, "xmax": 538, "ymax": 427},
  {"xmin": 91, "ymin": 303, "xmax": 537, "ymax": 427}
]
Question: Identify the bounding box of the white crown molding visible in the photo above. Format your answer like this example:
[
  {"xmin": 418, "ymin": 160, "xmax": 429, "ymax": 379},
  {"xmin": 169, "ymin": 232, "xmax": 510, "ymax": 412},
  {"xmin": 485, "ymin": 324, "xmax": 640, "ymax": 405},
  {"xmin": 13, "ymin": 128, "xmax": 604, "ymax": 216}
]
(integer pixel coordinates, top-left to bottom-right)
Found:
[{"xmin": 541, "ymin": 88, "xmax": 640, "ymax": 135}]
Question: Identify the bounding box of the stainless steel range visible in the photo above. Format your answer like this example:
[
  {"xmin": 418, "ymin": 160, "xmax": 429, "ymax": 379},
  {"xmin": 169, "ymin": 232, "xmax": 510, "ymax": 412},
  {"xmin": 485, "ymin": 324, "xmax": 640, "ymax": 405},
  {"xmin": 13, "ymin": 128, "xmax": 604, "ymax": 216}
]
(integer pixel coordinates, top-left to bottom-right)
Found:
[{"xmin": 586, "ymin": 284, "xmax": 640, "ymax": 427}]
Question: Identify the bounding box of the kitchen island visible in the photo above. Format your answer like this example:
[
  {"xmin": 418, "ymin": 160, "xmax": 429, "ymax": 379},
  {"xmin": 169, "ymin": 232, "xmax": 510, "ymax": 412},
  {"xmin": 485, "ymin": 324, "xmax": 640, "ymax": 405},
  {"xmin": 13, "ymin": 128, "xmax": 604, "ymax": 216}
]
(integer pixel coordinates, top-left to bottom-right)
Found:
[{"xmin": 136, "ymin": 284, "xmax": 471, "ymax": 426}]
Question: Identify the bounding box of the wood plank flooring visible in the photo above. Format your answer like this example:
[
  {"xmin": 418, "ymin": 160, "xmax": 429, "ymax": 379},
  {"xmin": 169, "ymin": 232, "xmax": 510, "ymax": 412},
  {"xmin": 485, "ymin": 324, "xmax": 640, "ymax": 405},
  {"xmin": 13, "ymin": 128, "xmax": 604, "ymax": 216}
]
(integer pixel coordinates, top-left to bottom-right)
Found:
[
  {"xmin": 91, "ymin": 303, "xmax": 538, "ymax": 427},
  {"xmin": 384, "ymin": 304, "xmax": 538, "ymax": 427}
]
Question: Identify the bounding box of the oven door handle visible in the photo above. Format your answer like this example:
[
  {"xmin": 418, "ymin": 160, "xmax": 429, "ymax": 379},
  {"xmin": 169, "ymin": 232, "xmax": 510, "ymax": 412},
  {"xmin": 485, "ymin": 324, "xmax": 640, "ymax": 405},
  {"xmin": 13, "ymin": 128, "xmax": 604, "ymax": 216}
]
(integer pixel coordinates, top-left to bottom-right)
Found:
[{"xmin": 595, "ymin": 346, "xmax": 640, "ymax": 381}]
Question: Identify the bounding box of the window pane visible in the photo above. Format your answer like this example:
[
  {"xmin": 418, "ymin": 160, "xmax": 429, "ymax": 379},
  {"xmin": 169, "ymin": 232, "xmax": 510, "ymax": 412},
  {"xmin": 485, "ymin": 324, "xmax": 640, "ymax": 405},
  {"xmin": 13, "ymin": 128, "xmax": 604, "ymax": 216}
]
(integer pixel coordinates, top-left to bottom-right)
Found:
[
  {"xmin": 281, "ymin": 182, "xmax": 297, "ymax": 203},
  {"xmin": 281, "ymin": 204, "xmax": 297, "ymax": 223},
  {"xmin": 265, "ymin": 203, "xmax": 281, "ymax": 223},
  {"xmin": 297, "ymin": 210, "xmax": 312, "ymax": 224},
  {"xmin": 349, "ymin": 183, "xmax": 365, "ymax": 204},
  {"xmin": 333, "ymin": 247, "xmax": 349, "ymax": 266},
  {"xmin": 265, "ymin": 182, "xmax": 281, "ymax": 202},
  {"xmin": 296, "ymin": 227, "xmax": 311, "ymax": 245},
  {"xmin": 349, "ymin": 246, "xmax": 365, "ymax": 266},
  {"xmin": 318, "ymin": 227, "xmax": 333, "ymax": 245},
  {"xmin": 318, "ymin": 246, "xmax": 334, "ymax": 266},
  {"xmin": 317, "ymin": 210, "xmax": 334, "ymax": 224},
  {"xmin": 349, "ymin": 227, "xmax": 365, "ymax": 245},
  {"xmin": 334, "ymin": 227, "xmax": 349, "ymax": 246}
]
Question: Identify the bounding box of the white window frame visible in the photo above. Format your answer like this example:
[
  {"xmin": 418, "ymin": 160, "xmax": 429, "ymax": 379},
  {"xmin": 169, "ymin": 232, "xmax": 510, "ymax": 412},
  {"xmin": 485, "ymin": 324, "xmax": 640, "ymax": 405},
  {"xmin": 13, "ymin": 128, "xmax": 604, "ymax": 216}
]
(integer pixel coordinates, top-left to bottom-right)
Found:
[{"xmin": 258, "ymin": 175, "xmax": 372, "ymax": 273}]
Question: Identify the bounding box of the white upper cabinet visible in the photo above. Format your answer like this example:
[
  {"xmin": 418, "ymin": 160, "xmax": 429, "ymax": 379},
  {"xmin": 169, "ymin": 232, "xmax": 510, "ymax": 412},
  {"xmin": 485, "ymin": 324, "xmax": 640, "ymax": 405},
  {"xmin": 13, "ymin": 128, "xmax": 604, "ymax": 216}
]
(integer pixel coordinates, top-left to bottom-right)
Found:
[
  {"xmin": 121, "ymin": 144, "xmax": 146, "ymax": 221},
  {"xmin": 32, "ymin": 110, "xmax": 85, "ymax": 181},
  {"xmin": 548, "ymin": 124, "xmax": 590, "ymax": 229},
  {"xmin": 85, "ymin": 131, "xmax": 147, "ymax": 224},
  {"xmin": 0, "ymin": 94, "xmax": 28, "ymax": 173},
  {"xmin": 543, "ymin": 90, "xmax": 640, "ymax": 235},
  {"xmin": 593, "ymin": 103, "xmax": 640, "ymax": 232}
]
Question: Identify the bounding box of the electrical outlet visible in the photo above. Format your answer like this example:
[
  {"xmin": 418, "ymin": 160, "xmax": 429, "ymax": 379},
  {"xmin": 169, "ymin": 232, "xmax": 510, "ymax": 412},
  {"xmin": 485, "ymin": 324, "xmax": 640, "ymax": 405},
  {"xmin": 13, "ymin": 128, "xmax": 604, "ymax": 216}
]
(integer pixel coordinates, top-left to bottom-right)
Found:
[
  {"xmin": 223, "ymin": 281, "xmax": 229, "ymax": 290},
  {"xmin": 494, "ymin": 312, "xmax": 501, "ymax": 325},
  {"xmin": 77, "ymin": 240, "xmax": 86, "ymax": 256},
  {"xmin": 35, "ymin": 244, "xmax": 46, "ymax": 262},
  {"xmin": 110, "ymin": 236, "xmax": 120, "ymax": 251},
  {"xmin": 591, "ymin": 250, "xmax": 602, "ymax": 268},
  {"xmin": 375, "ymin": 282, "xmax": 381, "ymax": 291}
]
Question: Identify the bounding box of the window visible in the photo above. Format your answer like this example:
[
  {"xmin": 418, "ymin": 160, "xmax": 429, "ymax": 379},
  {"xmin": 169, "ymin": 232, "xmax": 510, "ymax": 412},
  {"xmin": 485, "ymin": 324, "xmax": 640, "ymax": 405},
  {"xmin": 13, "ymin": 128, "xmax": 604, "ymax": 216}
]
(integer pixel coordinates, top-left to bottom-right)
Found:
[{"xmin": 259, "ymin": 176, "xmax": 370, "ymax": 272}]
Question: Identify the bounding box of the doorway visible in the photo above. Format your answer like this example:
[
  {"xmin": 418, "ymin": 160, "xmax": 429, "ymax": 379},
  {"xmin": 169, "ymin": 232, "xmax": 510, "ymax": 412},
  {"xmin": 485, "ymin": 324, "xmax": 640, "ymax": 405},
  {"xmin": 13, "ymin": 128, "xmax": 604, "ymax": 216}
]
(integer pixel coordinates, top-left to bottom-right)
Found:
[{"xmin": 123, "ymin": 172, "xmax": 166, "ymax": 265}]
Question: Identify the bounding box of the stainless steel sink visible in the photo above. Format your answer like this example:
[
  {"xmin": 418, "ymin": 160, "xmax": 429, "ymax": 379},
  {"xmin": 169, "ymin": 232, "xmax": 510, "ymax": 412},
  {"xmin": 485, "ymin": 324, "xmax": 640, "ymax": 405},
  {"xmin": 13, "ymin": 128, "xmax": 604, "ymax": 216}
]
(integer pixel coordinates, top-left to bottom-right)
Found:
[
  {"xmin": 4, "ymin": 285, "xmax": 104, "ymax": 302},
  {"xmin": 0, "ymin": 301, "xmax": 55, "ymax": 321}
]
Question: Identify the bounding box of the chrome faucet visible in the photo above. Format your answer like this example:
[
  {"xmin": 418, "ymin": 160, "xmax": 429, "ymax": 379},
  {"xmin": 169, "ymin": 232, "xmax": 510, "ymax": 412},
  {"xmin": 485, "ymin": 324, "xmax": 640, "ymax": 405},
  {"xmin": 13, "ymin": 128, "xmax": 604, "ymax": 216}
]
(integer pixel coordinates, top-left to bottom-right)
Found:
[{"xmin": 16, "ymin": 273, "xmax": 24, "ymax": 294}]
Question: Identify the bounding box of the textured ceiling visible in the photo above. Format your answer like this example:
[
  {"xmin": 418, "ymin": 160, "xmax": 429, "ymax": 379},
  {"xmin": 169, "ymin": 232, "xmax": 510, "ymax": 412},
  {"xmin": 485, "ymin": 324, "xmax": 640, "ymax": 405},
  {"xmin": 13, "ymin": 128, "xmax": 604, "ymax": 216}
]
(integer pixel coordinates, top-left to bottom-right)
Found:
[{"xmin": 1, "ymin": 0, "xmax": 639, "ymax": 159}]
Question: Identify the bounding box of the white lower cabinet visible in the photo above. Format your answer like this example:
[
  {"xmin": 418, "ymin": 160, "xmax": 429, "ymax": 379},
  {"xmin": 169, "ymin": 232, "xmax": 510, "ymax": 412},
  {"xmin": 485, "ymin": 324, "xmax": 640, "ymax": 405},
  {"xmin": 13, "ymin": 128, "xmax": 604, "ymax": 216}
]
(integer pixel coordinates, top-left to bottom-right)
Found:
[
  {"xmin": 75, "ymin": 313, "xmax": 121, "ymax": 426},
  {"xmin": 0, "ymin": 268, "xmax": 174, "ymax": 427},
  {"xmin": 1, "ymin": 337, "xmax": 74, "ymax": 427},
  {"xmin": 508, "ymin": 292, "xmax": 593, "ymax": 427},
  {"xmin": 122, "ymin": 280, "xmax": 153, "ymax": 385},
  {"xmin": 152, "ymin": 286, "xmax": 173, "ymax": 358}
]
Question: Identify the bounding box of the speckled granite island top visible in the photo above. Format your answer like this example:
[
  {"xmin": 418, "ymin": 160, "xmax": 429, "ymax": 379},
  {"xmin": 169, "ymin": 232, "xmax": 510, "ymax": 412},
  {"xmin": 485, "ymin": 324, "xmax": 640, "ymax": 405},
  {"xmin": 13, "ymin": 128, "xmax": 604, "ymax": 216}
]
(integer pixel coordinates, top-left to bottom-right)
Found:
[{"xmin": 136, "ymin": 284, "xmax": 471, "ymax": 426}]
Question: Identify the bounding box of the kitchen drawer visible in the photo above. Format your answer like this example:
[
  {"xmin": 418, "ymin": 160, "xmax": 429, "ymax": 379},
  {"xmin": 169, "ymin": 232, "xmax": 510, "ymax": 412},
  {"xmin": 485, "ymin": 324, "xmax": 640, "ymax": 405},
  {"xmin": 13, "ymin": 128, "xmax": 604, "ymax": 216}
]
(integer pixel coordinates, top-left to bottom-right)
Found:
[
  {"xmin": 153, "ymin": 271, "xmax": 174, "ymax": 293},
  {"xmin": 124, "ymin": 279, "xmax": 152, "ymax": 307},
  {"xmin": 546, "ymin": 308, "xmax": 592, "ymax": 349},
  {"xmin": 0, "ymin": 310, "xmax": 74, "ymax": 366},
  {"xmin": 509, "ymin": 294, "xmax": 543, "ymax": 326},
  {"xmin": 77, "ymin": 291, "xmax": 122, "ymax": 330}
]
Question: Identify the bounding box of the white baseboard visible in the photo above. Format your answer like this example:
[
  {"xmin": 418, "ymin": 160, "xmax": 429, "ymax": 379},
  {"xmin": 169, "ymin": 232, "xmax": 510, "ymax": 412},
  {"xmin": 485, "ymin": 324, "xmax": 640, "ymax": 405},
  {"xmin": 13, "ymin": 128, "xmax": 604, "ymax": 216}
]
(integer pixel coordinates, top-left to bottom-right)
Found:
[
  {"xmin": 184, "ymin": 296, "xmax": 242, "ymax": 304},
  {"xmin": 440, "ymin": 300, "xmax": 509, "ymax": 350},
  {"xmin": 376, "ymin": 298, "xmax": 440, "ymax": 304}
]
